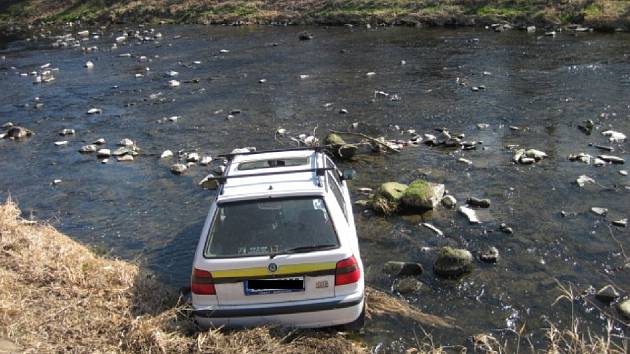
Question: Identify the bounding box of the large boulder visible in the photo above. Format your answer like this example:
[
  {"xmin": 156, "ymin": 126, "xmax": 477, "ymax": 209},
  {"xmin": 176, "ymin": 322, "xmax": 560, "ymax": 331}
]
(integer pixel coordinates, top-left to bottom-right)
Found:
[
  {"xmin": 400, "ymin": 179, "xmax": 445, "ymax": 211},
  {"xmin": 434, "ymin": 247, "xmax": 473, "ymax": 277},
  {"xmin": 370, "ymin": 182, "xmax": 407, "ymax": 215}
]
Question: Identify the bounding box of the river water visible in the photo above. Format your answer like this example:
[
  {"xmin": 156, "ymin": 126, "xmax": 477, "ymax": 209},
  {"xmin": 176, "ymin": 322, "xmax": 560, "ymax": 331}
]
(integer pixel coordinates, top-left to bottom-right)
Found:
[{"xmin": 1, "ymin": 25, "xmax": 628, "ymax": 351}]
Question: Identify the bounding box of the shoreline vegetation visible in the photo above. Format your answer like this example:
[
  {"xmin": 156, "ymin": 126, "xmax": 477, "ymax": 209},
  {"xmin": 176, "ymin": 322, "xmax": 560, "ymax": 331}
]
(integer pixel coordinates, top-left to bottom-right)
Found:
[{"xmin": 1, "ymin": 0, "xmax": 630, "ymax": 34}]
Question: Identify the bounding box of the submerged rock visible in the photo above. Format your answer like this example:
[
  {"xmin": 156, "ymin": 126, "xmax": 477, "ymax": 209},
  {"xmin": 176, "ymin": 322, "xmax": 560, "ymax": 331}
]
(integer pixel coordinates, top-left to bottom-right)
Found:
[
  {"xmin": 170, "ymin": 163, "xmax": 187, "ymax": 175},
  {"xmin": 400, "ymin": 180, "xmax": 444, "ymax": 211},
  {"xmin": 96, "ymin": 149, "xmax": 111, "ymax": 158},
  {"xmin": 199, "ymin": 175, "xmax": 219, "ymax": 190},
  {"xmin": 595, "ymin": 285, "xmax": 619, "ymax": 303},
  {"xmin": 186, "ymin": 152, "xmax": 200, "ymax": 162},
  {"xmin": 395, "ymin": 277, "xmax": 423, "ymax": 294},
  {"xmin": 160, "ymin": 150, "xmax": 173, "ymax": 159},
  {"xmin": 479, "ymin": 247, "xmax": 499, "ymax": 263},
  {"xmin": 525, "ymin": 149, "xmax": 547, "ymax": 160},
  {"xmin": 383, "ymin": 261, "xmax": 423, "ymax": 277},
  {"xmin": 576, "ymin": 175, "xmax": 595, "ymax": 187},
  {"xmin": 370, "ymin": 182, "xmax": 407, "ymax": 215},
  {"xmin": 591, "ymin": 207, "xmax": 607, "ymax": 216},
  {"xmin": 112, "ymin": 147, "xmax": 134, "ymax": 156},
  {"xmin": 79, "ymin": 144, "xmax": 97, "ymax": 153},
  {"xmin": 119, "ymin": 138, "xmax": 134, "ymax": 147},
  {"xmin": 441, "ymin": 195, "xmax": 457, "ymax": 209},
  {"xmin": 200, "ymin": 156, "xmax": 213, "ymax": 165},
  {"xmin": 499, "ymin": 223, "xmax": 514, "ymax": 234},
  {"xmin": 598, "ymin": 155, "xmax": 625, "ymax": 164},
  {"xmin": 4, "ymin": 126, "xmax": 33, "ymax": 140},
  {"xmin": 116, "ymin": 155, "xmax": 134, "ymax": 162},
  {"xmin": 602, "ymin": 130, "xmax": 626, "ymax": 142},
  {"xmin": 434, "ymin": 247, "xmax": 473, "ymax": 277},
  {"xmin": 466, "ymin": 197, "xmax": 490, "ymax": 208},
  {"xmin": 298, "ymin": 31, "xmax": 313, "ymax": 40},
  {"xmin": 59, "ymin": 128, "xmax": 75, "ymax": 136}
]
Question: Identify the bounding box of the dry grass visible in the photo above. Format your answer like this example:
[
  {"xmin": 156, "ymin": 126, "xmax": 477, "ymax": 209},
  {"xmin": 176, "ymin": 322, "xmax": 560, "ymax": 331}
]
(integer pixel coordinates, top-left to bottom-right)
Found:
[{"xmin": 0, "ymin": 198, "xmax": 366, "ymax": 353}]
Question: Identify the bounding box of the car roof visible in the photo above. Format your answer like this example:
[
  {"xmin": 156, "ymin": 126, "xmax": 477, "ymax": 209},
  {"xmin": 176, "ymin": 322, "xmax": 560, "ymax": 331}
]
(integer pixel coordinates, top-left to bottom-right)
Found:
[{"xmin": 217, "ymin": 149, "xmax": 329, "ymax": 202}]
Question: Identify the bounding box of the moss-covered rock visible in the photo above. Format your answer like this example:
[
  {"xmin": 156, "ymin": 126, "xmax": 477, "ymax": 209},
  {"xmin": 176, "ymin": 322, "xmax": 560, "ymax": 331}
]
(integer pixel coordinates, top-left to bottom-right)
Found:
[
  {"xmin": 400, "ymin": 179, "xmax": 444, "ymax": 211},
  {"xmin": 370, "ymin": 182, "xmax": 408, "ymax": 215},
  {"xmin": 433, "ymin": 247, "xmax": 473, "ymax": 277},
  {"xmin": 324, "ymin": 133, "xmax": 346, "ymax": 146},
  {"xmin": 618, "ymin": 299, "xmax": 630, "ymax": 319}
]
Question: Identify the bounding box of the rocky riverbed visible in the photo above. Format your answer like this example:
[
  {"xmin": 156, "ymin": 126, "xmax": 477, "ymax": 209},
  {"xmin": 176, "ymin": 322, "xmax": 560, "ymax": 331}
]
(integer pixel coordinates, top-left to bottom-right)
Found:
[{"xmin": 1, "ymin": 25, "xmax": 629, "ymax": 351}]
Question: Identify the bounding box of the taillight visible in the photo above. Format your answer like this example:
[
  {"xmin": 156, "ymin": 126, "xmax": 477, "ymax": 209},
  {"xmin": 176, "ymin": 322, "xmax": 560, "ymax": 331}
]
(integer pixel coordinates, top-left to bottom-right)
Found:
[
  {"xmin": 191, "ymin": 268, "xmax": 216, "ymax": 295},
  {"xmin": 335, "ymin": 256, "xmax": 361, "ymax": 286}
]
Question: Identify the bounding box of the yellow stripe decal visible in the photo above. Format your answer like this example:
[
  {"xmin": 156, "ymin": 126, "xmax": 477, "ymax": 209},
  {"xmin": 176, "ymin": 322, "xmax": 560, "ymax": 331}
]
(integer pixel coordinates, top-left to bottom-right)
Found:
[{"xmin": 211, "ymin": 262, "xmax": 337, "ymax": 279}]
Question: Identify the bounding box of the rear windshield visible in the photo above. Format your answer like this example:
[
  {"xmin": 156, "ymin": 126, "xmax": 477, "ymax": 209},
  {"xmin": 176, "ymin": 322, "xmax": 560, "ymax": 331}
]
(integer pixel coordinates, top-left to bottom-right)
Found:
[{"xmin": 204, "ymin": 197, "xmax": 339, "ymax": 258}]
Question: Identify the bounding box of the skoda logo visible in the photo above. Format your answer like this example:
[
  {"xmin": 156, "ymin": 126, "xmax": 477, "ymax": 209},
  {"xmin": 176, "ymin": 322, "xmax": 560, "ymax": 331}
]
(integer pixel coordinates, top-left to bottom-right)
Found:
[{"xmin": 267, "ymin": 263, "xmax": 278, "ymax": 273}]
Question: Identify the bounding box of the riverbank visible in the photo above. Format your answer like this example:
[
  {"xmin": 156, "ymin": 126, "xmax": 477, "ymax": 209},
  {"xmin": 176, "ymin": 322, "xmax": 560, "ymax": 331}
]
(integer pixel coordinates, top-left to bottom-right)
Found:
[
  {"xmin": 0, "ymin": 198, "xmax": 461, "ymax": 352},
  {"xmin": 1, "ymin": 0, "xmax": 630, "ymax": 32}
]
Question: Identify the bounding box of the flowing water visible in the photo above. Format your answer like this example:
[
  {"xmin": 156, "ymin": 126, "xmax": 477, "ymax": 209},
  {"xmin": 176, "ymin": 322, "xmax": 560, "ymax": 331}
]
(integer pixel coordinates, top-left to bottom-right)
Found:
[{"xmin": 1, "ymin": 25, "xmax": 629, "ymax": 350}]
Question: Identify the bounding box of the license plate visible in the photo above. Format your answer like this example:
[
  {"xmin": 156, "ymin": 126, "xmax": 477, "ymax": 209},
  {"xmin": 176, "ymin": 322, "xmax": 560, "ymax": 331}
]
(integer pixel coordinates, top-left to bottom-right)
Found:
[{"xmin": 244, "ymin": 277, "xmax": 305, "ymax": 295}]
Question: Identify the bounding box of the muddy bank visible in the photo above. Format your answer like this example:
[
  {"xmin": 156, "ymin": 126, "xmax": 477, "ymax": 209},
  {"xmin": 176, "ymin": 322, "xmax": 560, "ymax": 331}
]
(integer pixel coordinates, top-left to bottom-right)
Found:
[
  {"xmin": 2, "ymin": 0, "xmax": 630, "ymax": 33},
  {"xmin": 0, "ymin": 199, "xmax": 460, "ymax": 353}
]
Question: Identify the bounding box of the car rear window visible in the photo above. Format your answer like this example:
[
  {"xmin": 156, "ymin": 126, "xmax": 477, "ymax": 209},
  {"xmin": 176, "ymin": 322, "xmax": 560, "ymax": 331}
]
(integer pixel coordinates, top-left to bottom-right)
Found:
[{"xmin": 204, "ymin": 197, "xmax": 339, "ymax": 258}]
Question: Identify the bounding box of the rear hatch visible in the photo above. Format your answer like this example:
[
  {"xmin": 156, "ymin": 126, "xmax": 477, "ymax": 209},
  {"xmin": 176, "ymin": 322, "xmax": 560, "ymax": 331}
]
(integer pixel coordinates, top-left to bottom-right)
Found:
[{"xmin": 201, "ymin": 196, "xmax": 344, "ymax": 305}]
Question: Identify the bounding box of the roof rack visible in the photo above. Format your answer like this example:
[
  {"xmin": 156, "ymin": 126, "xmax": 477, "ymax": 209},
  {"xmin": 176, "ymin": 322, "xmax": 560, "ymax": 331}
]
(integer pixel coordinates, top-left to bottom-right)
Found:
[
  {"xmin": 218, "ymin": 146, "xmax": 325, "ymax": 161},
  {"xmin": 209, "ymin": 167, "xmax": 334, "ymax": 184}
]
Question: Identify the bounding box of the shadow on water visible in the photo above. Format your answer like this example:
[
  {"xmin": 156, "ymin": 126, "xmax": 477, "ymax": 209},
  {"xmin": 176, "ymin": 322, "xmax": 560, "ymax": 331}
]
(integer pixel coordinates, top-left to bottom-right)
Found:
[{"xmin": 146, "ymin": 219, "xmax": 205, "ymax": 287}]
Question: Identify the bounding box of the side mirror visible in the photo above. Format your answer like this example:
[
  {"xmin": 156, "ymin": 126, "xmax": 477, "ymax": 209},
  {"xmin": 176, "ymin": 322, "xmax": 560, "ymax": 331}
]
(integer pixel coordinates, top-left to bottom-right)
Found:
[{"xmin": 341, "ymin": 169, "xmax": 355, "ymax": 181}]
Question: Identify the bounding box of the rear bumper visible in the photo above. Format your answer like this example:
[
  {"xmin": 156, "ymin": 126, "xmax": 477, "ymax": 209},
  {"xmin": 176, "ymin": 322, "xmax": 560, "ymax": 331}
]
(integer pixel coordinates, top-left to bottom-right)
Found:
[{"xmin": 193, "ymin": 293, "xmax": 364, "ymax": 328}]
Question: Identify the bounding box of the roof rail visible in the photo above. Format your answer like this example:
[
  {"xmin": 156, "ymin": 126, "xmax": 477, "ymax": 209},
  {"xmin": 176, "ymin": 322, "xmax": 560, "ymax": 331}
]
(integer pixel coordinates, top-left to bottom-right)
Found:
[
  {"xmin": 209, "ymin": 167, "xmax": 334, "ymax": 184},
  {"xmin": 218, "ymin": 146, "xmax": 325, "ymax": 161}
]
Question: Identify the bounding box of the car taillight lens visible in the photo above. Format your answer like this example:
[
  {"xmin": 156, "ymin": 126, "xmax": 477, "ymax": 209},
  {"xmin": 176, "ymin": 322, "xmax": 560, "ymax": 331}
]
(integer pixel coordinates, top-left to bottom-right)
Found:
[
  {"xmin": 335, "ymin": 256, "xmax": 361, "ymax": 286},
  {"xmin": 191, "ymin": 268, "xmax": 216, "ymax": 295}
]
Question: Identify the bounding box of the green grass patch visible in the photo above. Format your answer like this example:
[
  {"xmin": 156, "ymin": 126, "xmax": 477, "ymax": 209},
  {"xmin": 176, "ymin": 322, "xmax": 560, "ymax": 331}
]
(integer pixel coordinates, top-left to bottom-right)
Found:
[
  {"xmin": 474, "ymin": 4, "xmax": 531, "ymax": 17},
  {"xmin": 203, "ymin": 3, "xmax": 260, "ymax": 18},
  {"xmin": 50, "ymin": 0, "xmax": 112, "ymax": 21},
  {"xmin": 583, "ymin": 3, "xmax": 604, "ymax": 18}
]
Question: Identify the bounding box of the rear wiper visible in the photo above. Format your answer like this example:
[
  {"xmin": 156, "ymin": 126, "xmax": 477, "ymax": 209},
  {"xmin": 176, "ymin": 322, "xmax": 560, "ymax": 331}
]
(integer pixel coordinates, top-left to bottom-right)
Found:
[{"xmin": 270, "ymin": 244, "xmax": 337, "ymax": 258}]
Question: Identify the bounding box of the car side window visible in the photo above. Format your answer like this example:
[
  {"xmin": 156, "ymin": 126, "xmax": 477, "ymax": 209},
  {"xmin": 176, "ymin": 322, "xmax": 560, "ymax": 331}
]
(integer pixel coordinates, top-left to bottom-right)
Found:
[
  {"xmin": 325, "ymin": 156, "xmax": 341, "ymax": 183},
  {"xmin": 327, "ymin": 171, "xmax": 348, "ymax": 221}
]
